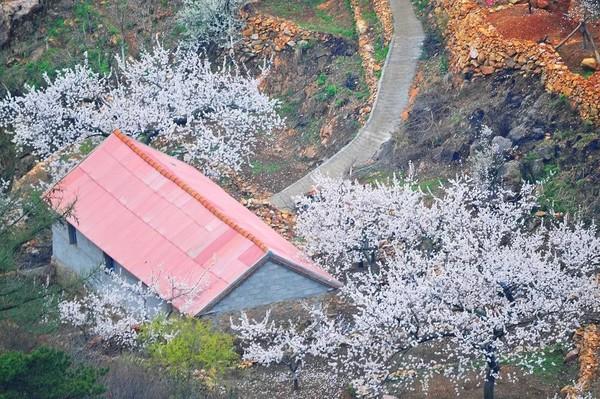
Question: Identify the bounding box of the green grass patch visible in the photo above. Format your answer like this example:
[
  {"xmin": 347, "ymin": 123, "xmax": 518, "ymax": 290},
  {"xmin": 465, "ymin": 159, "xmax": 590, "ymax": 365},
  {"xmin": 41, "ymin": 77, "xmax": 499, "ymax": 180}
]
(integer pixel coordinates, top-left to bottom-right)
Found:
[
  {"xmin": 316, "ymin": 73, "xmax": 327, "ymax": 86},
  {"xmin": 374, "ymin": 41, "xmax": 389, "ymax": 64},
  {"xmin": 573, "ymin": 132, "xmax": 598, "ymax": 151},
  {"xmin": 438, "ymin": 53, "xmax": 449, "ymax": 75},
  {"xmin": 553, "ymin": 130, "xmax": 576, "ymax": 141},
  {"xmin": 538, "ymin": 174, "xmax": 579, "ymax": 215},
  {"xmin": 317, "ymin": 84, "xmax": 338, "ymax": 101},
  {"xmin": 257, "ymin": 0, "xmax": 356, "ymax": 39},
  {"xmin": 507, "ymin": 346, "xmax": 574, "ymax": 383},
  {"xmin": 47, "ymin": 17, "xmax": 68, "ymax": 39},
  {"xmin": 78, "ymin": 138, "xmax": 98, "ymax": 155},
  {"xmin": 579, "ymin": 69, "xmax": 595, "ymax": 79},
  {"xmin": 301, "ymin": 118, "xmax": 323, "ymax": 144},
  {"xmin": 250, "ymin": 160, "xmax": 282, "ymax": 175},
  {"xmin": 331, "ymin": 54, "xmax": 371, "ymax": 100},
  {"xmin": 277, "ymin": 96, "xmax": 300, "ymax": 118},
  {"xmin": 73, "ymin": 0, "xmax": 101, "ymax": 33},
  {"xmin": 411, "ymin": 0, "xmax": 431, "ymax": 14},
  {"xmin": 417, "ymin": 178, "xmax": 446, "ymax": 193}
]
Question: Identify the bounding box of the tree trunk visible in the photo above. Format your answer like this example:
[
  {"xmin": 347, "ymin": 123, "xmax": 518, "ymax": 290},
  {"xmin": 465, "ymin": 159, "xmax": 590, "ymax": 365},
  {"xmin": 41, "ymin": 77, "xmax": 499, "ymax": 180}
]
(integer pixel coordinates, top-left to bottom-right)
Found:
[
  {"xmin": 483, "ymin": 347, "xmax": 500, "ymax": 399},
  {"xmin": 289, "ymin": 359, "xmax": 302, "ymax": 391},
  {"xmin": 581, "ymin": 22, "xmax": 600, "ymax": 65},
  {"xmin": 483, "ymin": 374, "xmax": 496, "ymax": 399}
]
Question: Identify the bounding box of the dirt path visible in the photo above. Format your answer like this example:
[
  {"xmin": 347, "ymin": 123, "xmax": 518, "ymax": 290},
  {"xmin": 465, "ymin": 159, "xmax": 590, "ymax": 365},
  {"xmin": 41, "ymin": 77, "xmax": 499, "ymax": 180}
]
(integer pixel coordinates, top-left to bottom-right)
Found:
[{"xmin": 270, "ymin": 0, "xmax": 424, "ymax": 209}]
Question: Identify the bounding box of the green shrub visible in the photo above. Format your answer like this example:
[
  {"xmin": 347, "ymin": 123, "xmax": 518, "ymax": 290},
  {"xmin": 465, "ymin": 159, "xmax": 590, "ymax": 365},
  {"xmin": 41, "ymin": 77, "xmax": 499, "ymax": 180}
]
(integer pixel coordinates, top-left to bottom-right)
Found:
[
  {"xmin": 317, "ymin": 84, "xmax": 338, "ymax": 101},
  {"xmin": 316, "ymin": 73, "xmax": 327, "ymax": 86},
  {"xmin": 411, "ymin": 0, "xmax": 430, "ymax": 14},
  {"xmin": 438, "ymin": 53, "xmax": 449, "ymax": 75},
  {"xmin": 0, "ymin": 346, "xmax": 105, "ymax": 399},
  {"xmin": 141, "ymin": 317, "xmax": 238, "ymax": 379}
]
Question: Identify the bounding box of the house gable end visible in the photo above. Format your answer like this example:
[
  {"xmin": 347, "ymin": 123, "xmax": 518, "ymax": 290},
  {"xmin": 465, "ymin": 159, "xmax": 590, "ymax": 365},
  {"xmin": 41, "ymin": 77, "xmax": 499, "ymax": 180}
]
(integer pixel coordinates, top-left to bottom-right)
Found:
[{"xmin": 202, "ymin": 257, "xmax": 333, "ymax": 314}]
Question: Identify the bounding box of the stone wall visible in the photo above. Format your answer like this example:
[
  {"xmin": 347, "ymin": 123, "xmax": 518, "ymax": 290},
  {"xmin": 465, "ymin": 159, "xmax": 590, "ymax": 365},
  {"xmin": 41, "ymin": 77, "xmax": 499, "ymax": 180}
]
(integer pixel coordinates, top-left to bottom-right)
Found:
[
  {"xmin": 238, "ymin": 12, "xmax": 333, "ymax": 62},
  {"xmin": 373, "ymin": 0, "xmax": 394, "ymax": 43},
  {"xmin": 206, "ymin": 259, "xmax": 332, "ymax": 314},
  {"xmin": 435, "ymin": 0, "xmax": 600, "ymax": 122}
]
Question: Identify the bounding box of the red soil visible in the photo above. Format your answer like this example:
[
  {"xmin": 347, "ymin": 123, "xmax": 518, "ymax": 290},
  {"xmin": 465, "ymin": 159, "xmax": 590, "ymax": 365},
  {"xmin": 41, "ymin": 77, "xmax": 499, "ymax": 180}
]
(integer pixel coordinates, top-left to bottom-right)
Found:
[{"xmin": 486, "ymin": 4, "xmax": 600, "ymax": 73}]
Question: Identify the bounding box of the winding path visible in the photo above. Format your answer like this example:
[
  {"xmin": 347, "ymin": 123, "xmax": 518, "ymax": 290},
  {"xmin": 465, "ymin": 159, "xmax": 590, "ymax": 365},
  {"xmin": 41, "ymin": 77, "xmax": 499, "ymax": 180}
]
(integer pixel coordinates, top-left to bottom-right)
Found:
[{"xmin": 270, "ymin": 0, "xmax": 424, "ymax": 209}]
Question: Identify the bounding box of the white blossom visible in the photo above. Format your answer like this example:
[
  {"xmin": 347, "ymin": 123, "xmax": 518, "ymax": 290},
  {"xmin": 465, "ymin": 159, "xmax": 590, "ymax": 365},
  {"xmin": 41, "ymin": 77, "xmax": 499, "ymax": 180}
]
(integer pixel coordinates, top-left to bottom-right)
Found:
[
  {"xmin": 177, "ymin": 0, "xmax": 245, "ymax": 48},
  {"xmin": 0, "ymin": 43, "xmax": 283, "ymax": 177},
  {"xmin": 231, "ymin": 304, "xmax": 345, "ymax": 390},
  {"xmin": 239, "ymin": 173, "xmax": 600, "ymax": 396},
  {"xmin": 294, "ymin": 169, "xmax": 435, "ymax": 275},
  {"xmin": 58, "ymin": 267, "xmax": 205, "ymax": 348}
]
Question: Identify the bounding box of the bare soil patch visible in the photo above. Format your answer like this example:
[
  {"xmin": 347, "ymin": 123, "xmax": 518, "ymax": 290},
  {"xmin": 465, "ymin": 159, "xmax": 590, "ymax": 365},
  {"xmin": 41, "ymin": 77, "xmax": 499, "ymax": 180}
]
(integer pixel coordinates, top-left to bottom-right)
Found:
[{"xmin": 486, "ymin": 4, "xmax": 600, "ymax": 74}]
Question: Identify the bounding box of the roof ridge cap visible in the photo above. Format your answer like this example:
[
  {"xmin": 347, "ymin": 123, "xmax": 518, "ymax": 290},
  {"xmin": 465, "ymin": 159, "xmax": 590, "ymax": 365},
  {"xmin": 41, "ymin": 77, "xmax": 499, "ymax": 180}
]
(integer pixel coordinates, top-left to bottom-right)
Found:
[{"xmin": 112, "ymin": 129, "xmax": 269, "ymax": 252}]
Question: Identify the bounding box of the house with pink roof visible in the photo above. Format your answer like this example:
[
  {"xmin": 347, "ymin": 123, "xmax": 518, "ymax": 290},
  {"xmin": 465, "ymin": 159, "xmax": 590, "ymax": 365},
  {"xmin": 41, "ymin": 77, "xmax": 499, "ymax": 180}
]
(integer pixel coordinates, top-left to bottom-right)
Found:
[{"xmin": 48, "ymin": 130, "xmax": 340, "ymax": 316}]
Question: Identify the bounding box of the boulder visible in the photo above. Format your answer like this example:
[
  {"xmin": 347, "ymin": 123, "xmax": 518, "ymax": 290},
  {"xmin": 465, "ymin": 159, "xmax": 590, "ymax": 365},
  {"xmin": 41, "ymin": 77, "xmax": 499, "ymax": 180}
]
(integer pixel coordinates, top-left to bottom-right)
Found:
[
  {"xmin": 499, "ymin": 160, "xmax": 522, "ymax": 189},
  {"xmin": 536, "ymin": 0, "xmax": 550, "ymax": 9},
  {"xmin": 481, "ymin": 65, "xmax": 495, "ymax": 75},
  {"xmin": 491, "ymin": 135, "xmax": 513, "ymax": 154},
  {"xmin": 523, "ymin": 158, "xmax": 545, "ymax": 181},
  {"xmin": 0, "ymin": 0, "xmax": 41, "ymax": 47},
  {"xmin": 508, "ymin": 125, "xmax": 544, "ymax": 143},
  {"xmin": 581, "ymin": 57, "xmax": 598, "ymax": 71},
  {"xmin": 533, "ymin": 142, "xmax": 556, "ymax": 161}
]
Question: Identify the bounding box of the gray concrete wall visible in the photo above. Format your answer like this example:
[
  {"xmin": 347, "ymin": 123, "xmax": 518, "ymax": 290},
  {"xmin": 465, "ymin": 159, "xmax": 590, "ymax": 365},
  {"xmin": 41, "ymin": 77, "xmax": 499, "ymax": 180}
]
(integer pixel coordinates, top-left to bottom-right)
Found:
[
  {"xmin": 207, "ymin": 260, "xmax": 331, "ymax": 314},
  {"xmin": 52, "ymin": 223, "xmax": 168, "ymax": 317}
]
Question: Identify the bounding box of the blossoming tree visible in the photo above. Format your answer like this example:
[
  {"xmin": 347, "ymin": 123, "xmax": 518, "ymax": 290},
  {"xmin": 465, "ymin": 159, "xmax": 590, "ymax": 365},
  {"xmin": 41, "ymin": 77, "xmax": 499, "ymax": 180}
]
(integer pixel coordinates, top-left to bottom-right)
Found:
[
  {"xmin": 177, "ymin": 0, "xmax": 246, "ymax": 49},
  {"xmin": 59, "ymin": 267, "xmax": 205, "ymax": 348},
  {"xmin": 236, "ymin": 175, "xmax": 600, "ymax": 399},
  {"xmin": 231, "ymin": 305, "xmax": 343, "ymax": 391},
  {"xmin": 0, "ymin": 43, "xmax": 282, "ymax": 176},
  {"xmin": 294, "ymin": 172, "xmax": 434, "ymax": 275}
]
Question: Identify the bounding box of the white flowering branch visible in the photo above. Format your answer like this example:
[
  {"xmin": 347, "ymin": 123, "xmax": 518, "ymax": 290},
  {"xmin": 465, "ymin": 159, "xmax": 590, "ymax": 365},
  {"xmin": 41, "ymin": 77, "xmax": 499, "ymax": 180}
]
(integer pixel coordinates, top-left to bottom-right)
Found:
[
  {"xmin": 0, "ymin": 43, "xmax": 283, "ymax": 177},
  {"xmin": 239, "ymin": 171, "xmax": 600, "ymax": 398},
  {"xmin": 231, "ymin": 305, "xmax": 345, "ymax": 391},
  {"xmin": 58, "ymin": 266, "xmax": 206, "ymax": 349},
  {"xmin": 177, "ymin": 0, "xmax": 246, "ymax": 49}
]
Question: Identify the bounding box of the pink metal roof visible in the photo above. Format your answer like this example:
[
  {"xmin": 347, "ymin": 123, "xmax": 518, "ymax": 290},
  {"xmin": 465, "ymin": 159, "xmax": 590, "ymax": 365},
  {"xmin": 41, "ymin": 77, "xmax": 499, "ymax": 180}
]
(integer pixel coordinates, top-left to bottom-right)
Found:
[{"xmin": 48, "ymin": 131, "xmax": 340, "ymax": 315}]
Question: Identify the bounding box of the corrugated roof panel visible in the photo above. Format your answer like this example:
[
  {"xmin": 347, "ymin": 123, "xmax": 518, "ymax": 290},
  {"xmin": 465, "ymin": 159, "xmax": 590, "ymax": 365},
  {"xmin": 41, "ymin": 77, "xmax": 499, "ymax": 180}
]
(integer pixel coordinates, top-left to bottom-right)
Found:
[
  {"xmin": 194, "ymin": 229, "xmax": 239, "ymax": 266},
  {"xmin": 209, "ymin": 259, "xmax": 252, "ymax": 284},
  {"xmin": 238, "ymin": 244, "xmax": 266, "ymax": 266},
  {"xmin": 172, "ymin": 222, "xmax": 212, "ymax": 255}
]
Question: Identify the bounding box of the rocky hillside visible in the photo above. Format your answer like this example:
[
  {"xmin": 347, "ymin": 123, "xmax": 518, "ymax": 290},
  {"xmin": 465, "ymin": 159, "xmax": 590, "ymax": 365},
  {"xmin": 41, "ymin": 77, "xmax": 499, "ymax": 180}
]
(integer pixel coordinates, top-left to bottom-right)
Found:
[
  {"xmin": 366, "ymin": 2, "xmax": 599, "ymax": 220},
  {"xmin": 0, "ymin": 0, "xmax": 384, "ymax": 195}
]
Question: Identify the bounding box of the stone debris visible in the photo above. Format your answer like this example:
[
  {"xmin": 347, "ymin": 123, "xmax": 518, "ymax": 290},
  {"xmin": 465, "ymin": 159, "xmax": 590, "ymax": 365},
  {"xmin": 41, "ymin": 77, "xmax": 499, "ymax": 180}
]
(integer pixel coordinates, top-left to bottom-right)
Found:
[
  {"xmin": 561, "ymin": 324, "xmax": 600, "ymax": 398},
  {"xmin": 237, "ymin": 11, "xmax": 332, "ymax": 62},
  {"xmin": 581, "ymin": 57, "xmax": 599, "ymax": 71},
  {"xmin": 434, "ymin": 0, "xmax": 600, "ymax": 123},
  {"xmin": 373, "ymin": 0, "xmax": 394, "ymax": 44},
  {"xmin": 230, "ymin": 176, "xmax": 296, "ymax": 240},
  {"xmin": 350, "ymin": 0, "xmax": 378, "ymax": 98}
]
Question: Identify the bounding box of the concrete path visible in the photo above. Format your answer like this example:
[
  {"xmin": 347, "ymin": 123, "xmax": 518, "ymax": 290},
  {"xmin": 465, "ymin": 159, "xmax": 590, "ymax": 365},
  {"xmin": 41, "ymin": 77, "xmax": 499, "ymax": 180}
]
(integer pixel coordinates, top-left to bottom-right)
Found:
[{"xmin": 270, "ymin": 0, "xmax": 424, "ymax": 210}]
